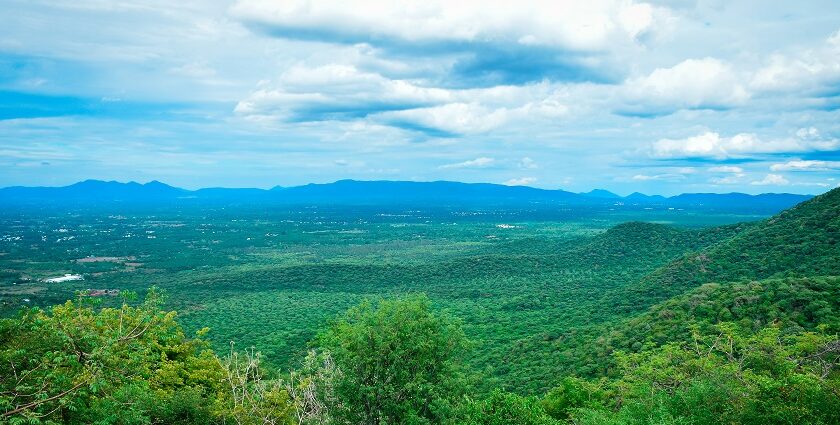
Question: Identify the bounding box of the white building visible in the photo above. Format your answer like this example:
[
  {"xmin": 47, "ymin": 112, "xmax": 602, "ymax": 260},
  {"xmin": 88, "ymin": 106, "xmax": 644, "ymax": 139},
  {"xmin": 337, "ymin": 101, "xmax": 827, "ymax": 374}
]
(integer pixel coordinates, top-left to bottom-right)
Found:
[{"xmin": 44, "ymin": 274, "xmax": 84, "ymax": 283}]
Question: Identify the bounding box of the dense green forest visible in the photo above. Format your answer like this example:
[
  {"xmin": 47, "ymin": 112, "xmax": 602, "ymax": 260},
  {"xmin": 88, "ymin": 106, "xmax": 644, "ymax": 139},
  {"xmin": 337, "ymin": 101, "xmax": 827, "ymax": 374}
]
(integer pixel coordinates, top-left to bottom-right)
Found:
[{"xmin": 1, "ymin": 188, "xmax": 839, "ymax": 423}]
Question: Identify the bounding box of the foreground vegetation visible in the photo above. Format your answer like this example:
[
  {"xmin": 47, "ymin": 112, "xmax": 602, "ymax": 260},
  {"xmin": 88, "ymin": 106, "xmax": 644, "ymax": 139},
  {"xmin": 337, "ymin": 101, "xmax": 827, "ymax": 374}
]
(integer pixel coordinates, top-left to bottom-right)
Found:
[
  {"xmin": 1, "ymin": 188, "xmax": 838, "ymax": 423},
  {"xmin": 2, "ymin": 287, "xmax": 838, "ymax": 424}
]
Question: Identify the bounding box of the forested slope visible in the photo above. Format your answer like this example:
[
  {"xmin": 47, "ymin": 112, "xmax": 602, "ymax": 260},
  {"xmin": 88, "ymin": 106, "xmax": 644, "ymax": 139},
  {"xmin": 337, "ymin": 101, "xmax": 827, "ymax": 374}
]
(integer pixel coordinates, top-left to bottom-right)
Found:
[
  {"xmin": 591, "ymin": 276, "xmax": 840, "ymax": 372},
  {"xmin": 620, "ymin": 187, "xmax": 840, "ymax": 311},
  {"xmin": 561, "ymin": 188, "xmax": 840, "ymax": 378}
]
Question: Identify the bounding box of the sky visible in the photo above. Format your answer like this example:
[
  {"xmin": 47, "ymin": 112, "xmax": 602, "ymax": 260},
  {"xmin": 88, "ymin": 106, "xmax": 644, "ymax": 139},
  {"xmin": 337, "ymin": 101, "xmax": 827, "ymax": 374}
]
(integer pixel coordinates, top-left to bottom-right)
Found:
[{"xmin": 1, "ymin": 0, "xmax": 840, "ymax": 195}]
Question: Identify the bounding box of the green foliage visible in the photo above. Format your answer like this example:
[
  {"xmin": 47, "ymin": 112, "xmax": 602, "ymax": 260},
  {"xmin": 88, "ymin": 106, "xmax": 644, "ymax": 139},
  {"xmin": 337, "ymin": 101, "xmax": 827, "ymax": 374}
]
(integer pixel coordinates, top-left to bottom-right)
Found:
[
  {"xmin": 214, "ymin": 347, "xmax": 297, "ymax": 425},
  {"xmin": 568, "ymin": 326, "xmax": 840, "ymax": 425},
  {"xmin": 626, "ymin": 187, "xmax": 840, "ymax": 310},
  {"xmin": 315, "ymin": 295, "xmax": 470, "ymax": 424},
  {"xmin": 0, "ymin": 288, "xmax": 224, "ymax": 424},
  {"xmin": 0, "ymin": 203, "xmax": 753, "ymax": 393},
  {"xmin": 1, "ymin": 188, "xmax": 838, "ymax": 425},
  {"xmin": 460, "ymin": 389, "xmax": 559, "ymax": 425},
  {"xmin": 541, "ymin": 377, "xmax": 607, "ymax": 420},
  {"xmin": 588, "ymin": 276, "xmax": 840, "ymax": 376}
]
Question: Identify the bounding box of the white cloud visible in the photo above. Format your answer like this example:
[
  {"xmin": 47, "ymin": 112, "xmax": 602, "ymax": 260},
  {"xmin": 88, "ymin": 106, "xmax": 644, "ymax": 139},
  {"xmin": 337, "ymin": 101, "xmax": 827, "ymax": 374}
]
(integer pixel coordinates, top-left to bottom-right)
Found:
[
  {"xmin": 651, "ymin": 129, "xmax": 840, "ymax": 159},
  {"xmin": 620, "ymin": 58, "xmax": 749, "ymax": 114},
  {"xmin": 234, "ymin": 64, "xmax": 453, "ymax": 120},
  {"xmin": 652, "ymin": 132, "xmax": 756, "ymax": 159},
  {"xmin": 796, "ymin": 127, "xmax": 822, "ymax": 140},
  {"xmin": 770, "ymin": 160, "xmax": 840, "ymax": 172},
  {"xmin": 439, "ymin": 157, "xmax": 495, "ymax": 169},
  {"xmin": 750, "ymin": 29, "xmax": 840, "ymax": 95},
  {"xmin": 378, "ymin": 103, "xmax": 512, "ymax": 135},
  {"xmin": 236, "ymin": 65, "xmax": 570, "ymax": 134},
  {"xmin": 751, "ymin": 174, "xmax": 789, "ymax": 186},
  {"xmin": 709, "ymin": 166, "xmax": 744, "ymax": 173},
  {"xmin": 373, "ymin": 89, "xmax": 569, "ymax": 135},
  {"xmin": 232, "ymin": 0, "xmax": 670, "ymax": 52},
  {"xmin": 504, "ymin": 177, "xmax": 538, "ymax": 186}
]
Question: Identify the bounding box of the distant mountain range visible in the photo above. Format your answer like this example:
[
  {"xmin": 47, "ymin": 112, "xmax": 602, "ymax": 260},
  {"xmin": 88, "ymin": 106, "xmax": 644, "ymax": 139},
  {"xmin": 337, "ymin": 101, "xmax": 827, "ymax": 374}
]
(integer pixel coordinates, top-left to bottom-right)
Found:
[{"xmin": 0, "ymin": 179, "xmax": 814, "ymax": 211}]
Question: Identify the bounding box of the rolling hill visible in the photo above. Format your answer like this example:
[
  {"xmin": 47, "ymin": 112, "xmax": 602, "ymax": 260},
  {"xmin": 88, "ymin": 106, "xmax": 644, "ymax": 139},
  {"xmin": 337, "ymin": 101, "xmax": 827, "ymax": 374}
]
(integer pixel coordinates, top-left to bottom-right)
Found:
[
  {"xmin": 621, "ymin": 186, "xmax": 840, "ymax": 311},
  {"xmin": 574, "ymin": 187, "xmax": 840, "ymax": 376}
]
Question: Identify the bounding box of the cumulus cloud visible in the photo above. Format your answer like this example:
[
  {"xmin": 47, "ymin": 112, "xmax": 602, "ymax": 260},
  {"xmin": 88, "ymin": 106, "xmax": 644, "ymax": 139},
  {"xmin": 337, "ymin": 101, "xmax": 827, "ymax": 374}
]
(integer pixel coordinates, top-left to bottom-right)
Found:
[
  {"xmin": 751, "ymin": 174, "xmax": 789, "ymax": 186},
  {"xmin": 770, "ymin": 160, "xmax": 840, "ymax": 171},
  {"xmin": 229, "ymin": 0, "xmax": 677, "ymax": 87},
  {"xmin": 232, "ymin": 0, "xmax": 667, "ymax": 52},
  {"xmin": 236, "ymin": 66, "xmax": 570, "ymax": 135},
  {"xmin": 378, "ymin": 103, "xmax": 512, "ymax": 135},
  {"xmin": 750, "ymin": 29, "xmax": 840, "ymax": 95},
  {"xmin": 375, "ymin": 96, "xmax": 568, "ymax": 135},
  {"xmin": 439, "ymin": 157, "xmax": 495, "ymax": 169},
  {"xmin": 504, "ymin": 177, "xmax": 538, "ymax": 186},
  {"xmin": 619, "ymin": 58, "xmax": 749, "ymax": 115},
  {"xmin": 650, "ymin": 129, "xmax": 840, "ymax": 159},
  {"xmin": 234, "ymin": 64, "xmax": 452, "ymax": 121}
]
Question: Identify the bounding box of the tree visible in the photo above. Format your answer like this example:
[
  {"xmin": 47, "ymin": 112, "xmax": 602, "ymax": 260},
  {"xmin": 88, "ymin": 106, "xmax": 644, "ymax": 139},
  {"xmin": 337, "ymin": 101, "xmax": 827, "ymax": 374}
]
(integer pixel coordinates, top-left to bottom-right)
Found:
[
  {"xmin": 314, "ymin": 295, "xmax": 470, "ymax": 424},
  {"xmin": 461, "ymin": 390, "xmax": 559, "ymax": 425},
  {"xmin": 0, "ymin": 288, "xmax": 224, "ymax": 424},
  {"xmin": 284, "ymin": 350, "xmax": 341, "ymax": 425},
  {"xmin": 215, "ymin": 346, "xmax": 296, "ymax": 425},
  {"xmin": 541, "ymin": 377, "xmax": 607, "ymax": 421}
]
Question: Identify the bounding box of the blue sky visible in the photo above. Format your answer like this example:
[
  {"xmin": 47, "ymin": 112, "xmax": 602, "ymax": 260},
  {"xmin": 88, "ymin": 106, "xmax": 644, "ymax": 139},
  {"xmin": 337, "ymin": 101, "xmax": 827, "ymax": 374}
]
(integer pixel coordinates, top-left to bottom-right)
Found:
[{"xmin": 1, "ymin": 0, "xmax": 839, "ymax": 195}]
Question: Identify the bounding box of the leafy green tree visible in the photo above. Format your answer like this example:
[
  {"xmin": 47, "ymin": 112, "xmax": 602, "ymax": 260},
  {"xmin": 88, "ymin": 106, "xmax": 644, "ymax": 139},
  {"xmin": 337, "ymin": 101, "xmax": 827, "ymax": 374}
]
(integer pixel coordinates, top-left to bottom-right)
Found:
[
  {"xmin": 314, "ymin": 295, "xmax": 470, "ymax": 424},
  {"xmin": 0, "ymin": 289, "xmax": 224, "ymax": 424},
  {"xmin": 570, "ymin": 325, "xmax": 840, "ymax": 425},
  {"xmin": 460, "ymin": 389, "xmax": 559, "ymax": 425},
  {"xmin": 541, "ymin": 377, "xmax": 607, "ymax": 420}
]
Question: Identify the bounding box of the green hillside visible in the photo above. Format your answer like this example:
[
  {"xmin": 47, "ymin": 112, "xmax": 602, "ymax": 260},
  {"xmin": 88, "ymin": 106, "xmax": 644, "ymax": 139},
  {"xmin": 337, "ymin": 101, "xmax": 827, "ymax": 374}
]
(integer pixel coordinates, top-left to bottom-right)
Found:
[
  {"xmin": 596, "ymin": 275, "xmax": 840, "ymax": 369},
  {"xmin": 565, "ymin": 188, "xmax": 840, "ymax": 378},
  {"xmin": 621, "ymin": 187, "xmax": 840, "ymax": 312}
]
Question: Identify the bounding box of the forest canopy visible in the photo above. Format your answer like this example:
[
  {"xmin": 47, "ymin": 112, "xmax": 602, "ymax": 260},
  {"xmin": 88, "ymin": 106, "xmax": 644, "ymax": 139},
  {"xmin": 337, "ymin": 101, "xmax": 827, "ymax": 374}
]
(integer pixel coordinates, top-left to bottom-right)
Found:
[
  {"xmin": 2, "ymin": 286, "xmax": 839, "ymax": 424},
  {"xmin": 2, "ymin": 188, "xmax": 839, "ymax": 423}
]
